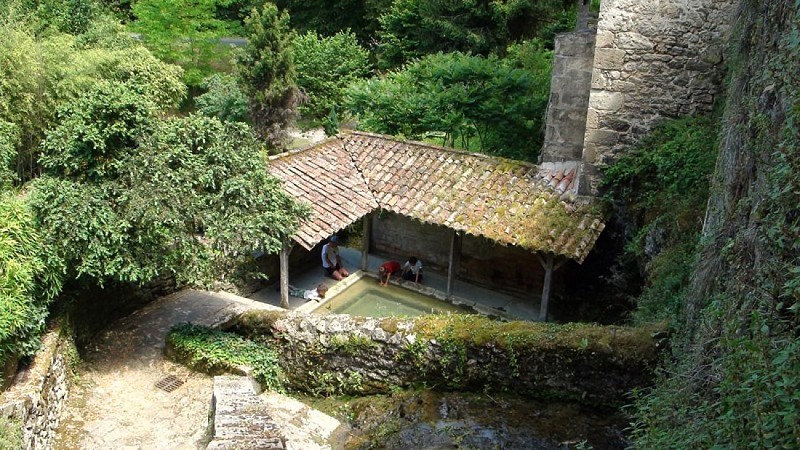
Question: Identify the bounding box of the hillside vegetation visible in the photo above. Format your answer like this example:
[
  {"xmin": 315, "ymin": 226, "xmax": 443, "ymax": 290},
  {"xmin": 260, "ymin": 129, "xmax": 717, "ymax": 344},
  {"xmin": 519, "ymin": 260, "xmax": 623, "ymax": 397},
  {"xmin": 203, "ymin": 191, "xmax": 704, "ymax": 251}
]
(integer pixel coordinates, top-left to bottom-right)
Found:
[{"xmin": 621, "ymin": 1, "xmax": 800, "ymax": 446}]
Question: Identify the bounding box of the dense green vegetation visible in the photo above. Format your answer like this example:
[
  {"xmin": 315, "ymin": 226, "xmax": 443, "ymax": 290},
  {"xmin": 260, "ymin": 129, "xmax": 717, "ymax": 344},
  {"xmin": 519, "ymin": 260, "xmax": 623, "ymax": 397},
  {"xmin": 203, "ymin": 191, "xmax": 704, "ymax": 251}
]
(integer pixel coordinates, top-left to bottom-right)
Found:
[
  {"xmin": 0, "ymin": 195, "xmax": 62, "ymax": 366},
  {"xmin": 600, "ymin": 2, "xmax": 800, "ymax": 447},
  {"xmin": 601, "ymin": 115, "xmax": 719, "ymax": 324},
  {"xmin": 0, "ymin": 0, "xmax": 307, "ymax": 380},
  {"xmin": 345, "ymin": 46, "xmax": 551, "ymax": 158},
  {"xmin": 167, "ymin": 322, "xmax": 284, "ymax": 391}
]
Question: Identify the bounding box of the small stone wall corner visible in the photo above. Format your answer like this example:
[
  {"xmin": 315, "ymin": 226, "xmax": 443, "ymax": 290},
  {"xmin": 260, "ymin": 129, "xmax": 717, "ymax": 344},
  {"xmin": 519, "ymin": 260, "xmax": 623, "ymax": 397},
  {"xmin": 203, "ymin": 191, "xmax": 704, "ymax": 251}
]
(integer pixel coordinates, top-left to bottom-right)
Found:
[{"xmin": 0, "ymin": 324, "xmax": 73, "ymax": 450}]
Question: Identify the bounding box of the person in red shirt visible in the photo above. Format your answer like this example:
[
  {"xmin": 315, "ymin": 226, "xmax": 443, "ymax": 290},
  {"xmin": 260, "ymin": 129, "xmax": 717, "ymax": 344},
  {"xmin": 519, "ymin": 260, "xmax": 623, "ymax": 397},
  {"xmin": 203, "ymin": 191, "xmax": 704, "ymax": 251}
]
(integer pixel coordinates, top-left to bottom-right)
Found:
[{"xmin": 378, "ymin": 260, "xmax": 401, "ymax": 286}]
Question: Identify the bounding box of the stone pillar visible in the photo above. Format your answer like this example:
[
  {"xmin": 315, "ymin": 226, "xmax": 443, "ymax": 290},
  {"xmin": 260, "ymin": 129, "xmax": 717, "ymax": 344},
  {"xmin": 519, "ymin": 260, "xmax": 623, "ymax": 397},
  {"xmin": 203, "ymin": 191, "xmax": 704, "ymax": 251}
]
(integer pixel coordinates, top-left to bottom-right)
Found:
[
  {"xmin": 279, "ymin": 245, "xmax": 292, "ymax": 309},
  {"xmin": 538, "ymin": 253, "xmax": 554, "ymax": 322},
  {"xmin": 446, "ymin": 231, "xmax": 462, "ymax": 297},
  {"xmin": 361, "ymin": 214, "xmax": 372, "ymax": 271},
  {"xmin": 540, "ymin": 30, "xmax": 597, "ymax": 166}
]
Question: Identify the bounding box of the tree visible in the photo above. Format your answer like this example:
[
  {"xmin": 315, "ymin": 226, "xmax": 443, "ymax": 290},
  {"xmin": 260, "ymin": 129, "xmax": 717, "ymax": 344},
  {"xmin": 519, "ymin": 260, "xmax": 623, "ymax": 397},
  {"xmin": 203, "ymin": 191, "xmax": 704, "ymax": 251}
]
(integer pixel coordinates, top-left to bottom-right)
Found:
[
  {"xmin": 0, "ymin": 121, "xmax": 18, "ymax": 189},
  {"xmin": 376, "ymin": 0, "xmax": 568, "ymax": 69},
  {"xmin": 344, "ymin": 51, "xmax": 551, "ymax": 161},
  {"xmin": 273, "ymin": 0, "xmax": 391, "ymax": 44},
  {"xmin": 294, "ymin": 30, "xmax": 371, "ymax": 120},
  {"xmin": 0, "ymin": 18, "xmax": 184, "ymax": 184},
  {"xmin": 195, "ymin": 73, "xmax": 250, "ymax": 123},
  {"xmin": 1, "ymin": 0, "xmax": 100, "ymax": 35},
  {"xmin": 31, "ymin": 111, "xmax": 308, "ymax": 286},
  {"xmin": 39, "ymin": 82, "xmax": 157, "ymax": 183},
  {"xmin": 235, "ymin": 3, "xmax": 299, "ymax": 150},
  {"xmin": 130, "ymin": 0, "xmax": 236, "ymax": 87}
]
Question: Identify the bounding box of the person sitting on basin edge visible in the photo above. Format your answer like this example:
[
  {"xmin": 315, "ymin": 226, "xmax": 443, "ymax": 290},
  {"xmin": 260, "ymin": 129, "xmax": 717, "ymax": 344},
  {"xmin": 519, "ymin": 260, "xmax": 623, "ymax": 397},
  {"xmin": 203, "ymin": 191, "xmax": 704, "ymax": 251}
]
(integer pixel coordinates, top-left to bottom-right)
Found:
[
  {"xmin": 321, "ymin": 235, "xmax": 349, "ymax": 280},
  {"xmin": 402, "ymin": 256, "xmax": 423, "ymax": 284},
  {"xmin": 378, "ymin": 260, "xmax": 401, "ymax": 286}
]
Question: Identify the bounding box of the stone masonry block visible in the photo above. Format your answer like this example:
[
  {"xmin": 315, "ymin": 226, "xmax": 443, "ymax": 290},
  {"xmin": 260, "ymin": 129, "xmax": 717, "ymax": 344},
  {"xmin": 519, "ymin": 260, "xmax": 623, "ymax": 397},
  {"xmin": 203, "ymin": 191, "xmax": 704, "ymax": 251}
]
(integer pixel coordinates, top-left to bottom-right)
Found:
[
  {"xmin": 581, "ymin": 143, "xmax": 598, "ymax": 164},
  {"xmin": 616, "ymin": 32, "xmax": 653, "ymax": 50},
  {"xmin": 588, "ymin": 91, "xmax": 625, "ymax": 111},
  {"xmin": 595, "ymin": 48, "xmax": 626, "ymax": 70},
  {"xmin": 595, "ymin": 30, "xmax": 614, "ymax": 48},
  {"xmin": 585, "ymin": 108, "xmax": 599, "ymax": 128},
  {"xmin": 585, "ymin": 129, "xmax": 620, "ymax": 146}
]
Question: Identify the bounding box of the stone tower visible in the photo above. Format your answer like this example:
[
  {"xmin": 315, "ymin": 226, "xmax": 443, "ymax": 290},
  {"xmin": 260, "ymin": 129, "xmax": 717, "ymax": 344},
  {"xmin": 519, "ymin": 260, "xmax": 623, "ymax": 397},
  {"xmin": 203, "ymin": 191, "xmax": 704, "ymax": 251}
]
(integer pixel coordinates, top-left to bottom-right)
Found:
[{"xmin": 540, "ymin": 0, "xmax": 735, "ymax": 196}]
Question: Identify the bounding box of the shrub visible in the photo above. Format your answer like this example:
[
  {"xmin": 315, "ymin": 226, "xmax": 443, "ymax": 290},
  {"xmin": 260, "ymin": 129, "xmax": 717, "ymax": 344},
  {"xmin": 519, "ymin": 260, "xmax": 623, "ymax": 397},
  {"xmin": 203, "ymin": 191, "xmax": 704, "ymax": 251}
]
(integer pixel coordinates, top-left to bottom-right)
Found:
[
  {"xmin": 167, "ymin": 323, "xmax": 284, "ymax": 392},
  {"xmin": 0, "ymin": 194, "xmax": 63, "ymax": 369},
  {"xmin": 601, "ymin": 115, "xmax": 719, "ymax": 323}
]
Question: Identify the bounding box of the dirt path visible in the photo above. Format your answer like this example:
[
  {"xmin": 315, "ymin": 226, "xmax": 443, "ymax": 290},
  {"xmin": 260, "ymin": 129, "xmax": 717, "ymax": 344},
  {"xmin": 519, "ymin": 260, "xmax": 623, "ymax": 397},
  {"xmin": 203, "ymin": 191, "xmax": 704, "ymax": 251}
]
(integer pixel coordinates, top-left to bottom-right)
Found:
[{"xmin": 53, "ymin": 290, "xmax": 280, "ymax": 449}]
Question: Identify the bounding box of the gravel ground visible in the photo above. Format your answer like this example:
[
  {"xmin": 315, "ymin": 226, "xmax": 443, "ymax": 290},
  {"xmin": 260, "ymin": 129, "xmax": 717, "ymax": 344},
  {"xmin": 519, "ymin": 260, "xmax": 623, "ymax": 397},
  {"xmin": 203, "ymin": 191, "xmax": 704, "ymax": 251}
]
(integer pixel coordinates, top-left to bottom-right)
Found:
[{"xmin": 52, "ymin": 290, "xmax": 279, "ymax": 450}]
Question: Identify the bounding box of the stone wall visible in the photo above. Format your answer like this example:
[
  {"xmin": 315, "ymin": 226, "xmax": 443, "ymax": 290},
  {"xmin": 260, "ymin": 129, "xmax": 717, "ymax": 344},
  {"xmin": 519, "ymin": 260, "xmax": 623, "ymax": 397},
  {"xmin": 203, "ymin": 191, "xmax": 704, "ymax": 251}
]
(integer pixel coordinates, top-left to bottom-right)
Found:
[
  {"xmin": 0, "ymin": 325, "xmax": 72, "ymax": 450},
  {"xmin": 370, "ymin": 213, "xmax": 566, "ymax": 298},
  {"xmin": 579, "ymin": 0, "xmax": 735, "ymax": 194},
  {"xmin": 540, "ymin": 30, "xmax": 596, "ymax": 163},
  {"xmin": 233, "ymin": 312, "xmax": 659, "ymax": 406}
]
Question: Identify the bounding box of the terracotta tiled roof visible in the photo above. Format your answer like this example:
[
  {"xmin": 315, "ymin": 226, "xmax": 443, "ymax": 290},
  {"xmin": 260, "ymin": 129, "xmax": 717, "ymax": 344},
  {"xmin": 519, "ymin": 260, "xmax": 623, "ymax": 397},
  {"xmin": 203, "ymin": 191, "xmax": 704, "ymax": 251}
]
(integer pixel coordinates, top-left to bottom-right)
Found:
[
  {"xmin": 269, "ymin": 132, "xmax": 604, "ymax": 262},
  {"xmin": 268, "ymin": 138, "xmax": 378, "ymax": 249}
]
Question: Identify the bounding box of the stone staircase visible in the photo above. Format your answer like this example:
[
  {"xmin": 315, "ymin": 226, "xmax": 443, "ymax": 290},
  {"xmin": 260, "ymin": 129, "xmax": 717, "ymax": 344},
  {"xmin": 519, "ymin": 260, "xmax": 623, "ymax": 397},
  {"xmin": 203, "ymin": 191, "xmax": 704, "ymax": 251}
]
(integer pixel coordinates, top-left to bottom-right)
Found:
[{"xmin": 207, "ymin": 376, "xmax": 347, "ymax": 450}]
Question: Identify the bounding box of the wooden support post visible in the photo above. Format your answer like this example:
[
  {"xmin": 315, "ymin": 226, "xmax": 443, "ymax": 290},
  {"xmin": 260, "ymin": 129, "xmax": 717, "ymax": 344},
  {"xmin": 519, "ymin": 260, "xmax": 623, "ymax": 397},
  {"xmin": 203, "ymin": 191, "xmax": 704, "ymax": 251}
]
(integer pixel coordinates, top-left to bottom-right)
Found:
[
  {"xmin": 361, "ymin": 214, "xmax": 372, "ymax": 271},
  {"xmin": 279, "ymin": 244, "xmax": 293, "ymax": 309},
  {"xmin": 538, "ymin": 253, "xmax": 554, "ymax": 322},
  {"xmin": 446, "ymin": 231, "xmax": 462, "ymax": 297}
]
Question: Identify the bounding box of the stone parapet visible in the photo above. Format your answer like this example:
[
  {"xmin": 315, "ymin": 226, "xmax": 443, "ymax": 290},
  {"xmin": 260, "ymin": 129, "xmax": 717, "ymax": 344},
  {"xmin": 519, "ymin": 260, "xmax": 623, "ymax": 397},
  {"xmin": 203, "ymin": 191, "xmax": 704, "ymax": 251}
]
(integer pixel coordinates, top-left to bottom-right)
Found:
[{"xmin": 234, "ymin": 311, "xmax": 660, "ymax": 407}]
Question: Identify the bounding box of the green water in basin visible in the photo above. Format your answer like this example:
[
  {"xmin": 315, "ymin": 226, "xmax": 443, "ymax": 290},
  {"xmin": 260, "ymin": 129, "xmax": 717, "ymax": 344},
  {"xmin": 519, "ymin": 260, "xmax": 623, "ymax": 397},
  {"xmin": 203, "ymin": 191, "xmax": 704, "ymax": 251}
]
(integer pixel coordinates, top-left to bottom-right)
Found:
[{"xmin": 316, "ymin": 278, "xmax": 470, "ymax": 317}]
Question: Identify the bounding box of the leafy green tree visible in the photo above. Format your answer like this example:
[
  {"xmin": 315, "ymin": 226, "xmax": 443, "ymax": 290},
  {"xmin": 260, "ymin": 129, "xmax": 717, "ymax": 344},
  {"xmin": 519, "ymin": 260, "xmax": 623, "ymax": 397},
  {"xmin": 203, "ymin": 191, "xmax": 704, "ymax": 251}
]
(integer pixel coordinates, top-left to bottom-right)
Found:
[
  {"xmin": 0, "ymin": 194, "xmax": 63, "ymax": 367},
  {"xmin": 195, "ymin": 73, "xmax": 250, "ymax": 123},
  {"xmin": 294, "ymin": 30, "xmax": 371, "ymax": 120},
  {"xmin": 32, "ymin": 112, "xmax": 308, "ymax": 285},
  {"xmin": 344, "ymin": 51, "xmax": 550, "ymax": 160},
  {"xmin": 130, "ymin": 0, "xmax": 236, "ymax": 87},
  {"xmin": 0, "ymin": 121, "xmax": 18, "ymax": 189},
  {"xmin": 273, "ymin": 0, "xmax": 391, "ymax": 44},
  {"xmin": 376, "ymin": 0, "xmax": 567, "ymax": 69},
  {"xmin": 1, "ymin": 0, "xmax": 100, "ymax": 35},
  {"xmin": 235, "ymin": 3, "xmax": 299, "ymax": 150},
  {"xmin": 39, "ymin": 82, "xmax": 157, "ymax": 183},
  {"xmin": 0, "ymin": 18, "xmax": 184, "ymax": 184}
]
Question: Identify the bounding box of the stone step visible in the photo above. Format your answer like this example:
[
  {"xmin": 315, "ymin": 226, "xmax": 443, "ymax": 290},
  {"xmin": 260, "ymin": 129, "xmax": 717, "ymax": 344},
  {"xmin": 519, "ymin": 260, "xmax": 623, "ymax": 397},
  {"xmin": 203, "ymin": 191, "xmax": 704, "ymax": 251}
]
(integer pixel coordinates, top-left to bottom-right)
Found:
[
  {"xmin": 207, "ymin": 376, "xmax": 348, "ymax": 450},
  {"xmin": 207, "ymin": 376, "xmax": 285, "ymax": 449}
]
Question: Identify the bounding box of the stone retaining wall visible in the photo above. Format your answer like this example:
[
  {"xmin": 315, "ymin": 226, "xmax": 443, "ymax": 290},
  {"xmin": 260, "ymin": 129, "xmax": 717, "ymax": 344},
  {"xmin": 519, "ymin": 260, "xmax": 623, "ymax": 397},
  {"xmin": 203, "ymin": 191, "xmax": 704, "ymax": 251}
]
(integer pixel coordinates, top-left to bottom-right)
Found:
[
  {"xmin": 0, "ymin": 324, "xmax": 72, "ymax": 450},
  {"xmin": 235, "ymin": 311, "xmax": 657, "ymax": 406}
]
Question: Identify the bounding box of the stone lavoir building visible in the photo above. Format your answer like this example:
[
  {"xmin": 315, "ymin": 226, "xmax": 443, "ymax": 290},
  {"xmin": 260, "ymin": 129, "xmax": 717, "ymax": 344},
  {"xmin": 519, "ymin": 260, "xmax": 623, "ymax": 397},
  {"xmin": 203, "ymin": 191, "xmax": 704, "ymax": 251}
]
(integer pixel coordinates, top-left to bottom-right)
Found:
[
  {"xmin": 266, "ymin": 0, "xmax": 735, "ymax": 321},
  {"xmin": 268, "ymin": 132, "xmax": 604, "ymax": 321}
]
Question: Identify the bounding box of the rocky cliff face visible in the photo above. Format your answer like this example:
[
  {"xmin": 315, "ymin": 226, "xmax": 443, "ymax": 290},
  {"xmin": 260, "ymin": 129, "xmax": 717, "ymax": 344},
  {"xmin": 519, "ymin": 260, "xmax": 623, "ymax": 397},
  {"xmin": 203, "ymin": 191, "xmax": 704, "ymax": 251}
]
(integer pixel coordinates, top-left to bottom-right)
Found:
[{"xmin": 632, "ymin": 1, "xmax": 800, "ymax": 447}]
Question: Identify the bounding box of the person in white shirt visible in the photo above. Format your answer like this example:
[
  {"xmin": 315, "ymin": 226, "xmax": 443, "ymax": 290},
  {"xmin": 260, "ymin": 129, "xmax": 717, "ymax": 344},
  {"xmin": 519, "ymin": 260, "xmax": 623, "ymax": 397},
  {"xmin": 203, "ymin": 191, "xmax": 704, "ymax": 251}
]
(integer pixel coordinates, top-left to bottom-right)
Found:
[
  {"xmin": 321, "ymin": 235, "xmax": 349, "ymax": 280},
  {"xmin": 401, "ymin": 256, "xmax": 423, "ymax": 283},
  {"xmin": 288, "ymin": 284, "xmax": 328, "ymax": 301}
]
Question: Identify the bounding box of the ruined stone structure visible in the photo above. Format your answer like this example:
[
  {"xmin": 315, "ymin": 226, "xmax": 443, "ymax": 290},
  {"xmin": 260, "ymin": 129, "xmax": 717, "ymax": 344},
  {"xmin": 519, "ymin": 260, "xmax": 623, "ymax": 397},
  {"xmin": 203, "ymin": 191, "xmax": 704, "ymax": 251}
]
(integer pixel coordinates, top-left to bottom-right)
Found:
[{"xmin": 543, "ymin": 0, "xmax": 735, "ymax": 195}]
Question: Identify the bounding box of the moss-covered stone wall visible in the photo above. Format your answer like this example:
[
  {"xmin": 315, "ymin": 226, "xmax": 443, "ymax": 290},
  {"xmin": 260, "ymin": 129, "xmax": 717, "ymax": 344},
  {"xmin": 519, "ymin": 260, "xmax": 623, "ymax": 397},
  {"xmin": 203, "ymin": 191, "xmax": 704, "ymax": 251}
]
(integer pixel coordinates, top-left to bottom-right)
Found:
[{"xmin": 232, "ymin": 311, "xmax": 660, "ymax": 406}]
